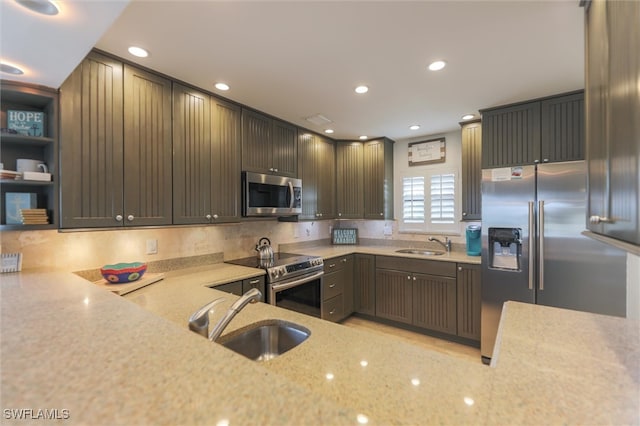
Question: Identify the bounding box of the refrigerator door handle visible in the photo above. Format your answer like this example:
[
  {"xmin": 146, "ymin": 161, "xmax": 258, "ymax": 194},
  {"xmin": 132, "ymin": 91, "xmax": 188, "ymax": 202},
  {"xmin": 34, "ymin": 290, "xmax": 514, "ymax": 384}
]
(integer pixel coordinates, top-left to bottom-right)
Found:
[
  {"xmin": 538, "ymin": 200, "xmax": 544, "ymax": 291},
  {"xmin": 528, "ymin": 201, "xmax": 535, "ymax": 290}
]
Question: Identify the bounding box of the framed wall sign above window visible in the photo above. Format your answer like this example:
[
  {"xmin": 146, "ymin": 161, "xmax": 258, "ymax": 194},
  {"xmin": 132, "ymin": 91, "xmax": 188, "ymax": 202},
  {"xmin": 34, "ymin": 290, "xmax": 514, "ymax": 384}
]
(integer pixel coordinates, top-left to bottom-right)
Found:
[{"xmin": 408, "ymin": 137, "xmax": 446, "ymax": 166}]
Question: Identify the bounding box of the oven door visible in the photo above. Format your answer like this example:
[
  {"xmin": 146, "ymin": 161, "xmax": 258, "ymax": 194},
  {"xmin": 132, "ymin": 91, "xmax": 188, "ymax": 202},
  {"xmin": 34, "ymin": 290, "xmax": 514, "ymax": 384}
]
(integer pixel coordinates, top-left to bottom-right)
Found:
[{"xmin": 269, "ymin": 270, "xmax": 323, "ymax": 318}]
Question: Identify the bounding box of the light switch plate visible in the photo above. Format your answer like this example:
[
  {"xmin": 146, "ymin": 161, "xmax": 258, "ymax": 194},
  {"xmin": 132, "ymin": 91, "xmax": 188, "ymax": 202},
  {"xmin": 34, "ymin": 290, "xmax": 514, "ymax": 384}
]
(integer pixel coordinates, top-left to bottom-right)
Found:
[{"xmin": 146, "ymin": 239, "xmax": 158, "ymax": 255}]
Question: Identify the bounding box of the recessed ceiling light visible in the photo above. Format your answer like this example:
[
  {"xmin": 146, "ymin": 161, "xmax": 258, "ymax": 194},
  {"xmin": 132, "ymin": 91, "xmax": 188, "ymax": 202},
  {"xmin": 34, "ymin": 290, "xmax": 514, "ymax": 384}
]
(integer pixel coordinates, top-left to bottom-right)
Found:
[
  {"xmin": 355, "ymin": 85, "xmax": 369, "ymax": 94},
  {"xmin": 409, "ymin": 125, "xmax": 421, "ymax": 130},
  {"xmin": 359, "ymin": 135, "xmax": 368, "ymax": 140},
  {"xmin": 324, "ymin": 129, "xmax": 334, "ymax": 134},
  {"xmin": 128, "ymin": 46, "xmax": 149, "ymax": 58},
  {"xmin": 0, "ymin": 62, "xmax": 24, "ymax": 75},
  {"xmin": 14, "ymin": 0, "xmax": 59, "ymax": 15},
  {"xmin": 428, "ymin": 60, "xmax": 446, "ymax": 71},
  {"xmin": 462, "ymin": 114, "xmax": 475, "ymax": 120},
  {"xmin": 215, "ymin": 82, "xmax": 230, "ymax": 91}
]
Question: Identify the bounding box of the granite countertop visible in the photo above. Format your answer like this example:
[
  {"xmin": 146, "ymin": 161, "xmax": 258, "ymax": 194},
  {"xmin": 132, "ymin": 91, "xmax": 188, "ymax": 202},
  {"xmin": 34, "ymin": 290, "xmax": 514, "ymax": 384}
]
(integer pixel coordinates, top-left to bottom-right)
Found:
[
  {"xmin": 280, "ymin": 242, "xmax": 482, "ymax": 265},
  {"xmin": 2, "ymin": 247, "xmax": 638, "ymax": 425}
]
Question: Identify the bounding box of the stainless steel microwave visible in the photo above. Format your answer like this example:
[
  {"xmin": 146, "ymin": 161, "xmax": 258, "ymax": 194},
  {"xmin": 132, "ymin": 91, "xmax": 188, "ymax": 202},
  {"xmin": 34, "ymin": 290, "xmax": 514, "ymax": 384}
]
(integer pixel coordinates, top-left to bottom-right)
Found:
[{"xmin": 242, "ymin": 171, "xmax": 302, "ymax": 217}]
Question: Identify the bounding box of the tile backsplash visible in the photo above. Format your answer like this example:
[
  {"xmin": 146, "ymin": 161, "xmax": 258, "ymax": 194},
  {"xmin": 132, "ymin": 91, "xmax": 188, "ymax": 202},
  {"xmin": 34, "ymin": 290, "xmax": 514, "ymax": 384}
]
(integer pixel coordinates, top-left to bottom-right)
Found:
[{"xmin": 0, "ymin": 219, "xmax": 470, "ymax": 272}]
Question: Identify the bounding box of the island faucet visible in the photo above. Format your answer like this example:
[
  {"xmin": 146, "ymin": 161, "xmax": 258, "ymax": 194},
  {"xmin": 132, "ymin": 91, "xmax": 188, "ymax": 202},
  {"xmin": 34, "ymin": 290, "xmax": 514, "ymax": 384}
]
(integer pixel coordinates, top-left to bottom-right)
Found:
[
  {"xmin": 188, "ymin": 288, "xmax": 262, "ymax": 342},
  {"xmin": 428, "ymin": 236, "xmax": 451, "ymax": 253}
]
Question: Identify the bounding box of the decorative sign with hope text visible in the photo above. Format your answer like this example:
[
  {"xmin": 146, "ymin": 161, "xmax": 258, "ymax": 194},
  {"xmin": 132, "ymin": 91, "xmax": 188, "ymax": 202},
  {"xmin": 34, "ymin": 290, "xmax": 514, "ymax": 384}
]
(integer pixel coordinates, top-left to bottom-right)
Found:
[{"xmin": 7, "ymin": 110, "xmax": 45, "ymax": 137}]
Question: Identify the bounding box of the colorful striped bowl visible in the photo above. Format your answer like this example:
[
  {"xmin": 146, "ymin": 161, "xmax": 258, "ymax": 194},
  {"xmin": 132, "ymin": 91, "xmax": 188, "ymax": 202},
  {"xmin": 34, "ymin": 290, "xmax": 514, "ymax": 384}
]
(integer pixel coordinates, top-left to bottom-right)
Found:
[{"xmin": 100, "ymin": 262, "xmax": 147, "ymax": 284}]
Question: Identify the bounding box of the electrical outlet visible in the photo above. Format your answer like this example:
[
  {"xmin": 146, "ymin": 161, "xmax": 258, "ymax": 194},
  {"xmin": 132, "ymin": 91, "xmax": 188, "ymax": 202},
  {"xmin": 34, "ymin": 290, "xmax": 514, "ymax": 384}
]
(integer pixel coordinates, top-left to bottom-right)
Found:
[{"xmin": 146, "ymin": 239, "xmax": 158, "ymax": 255}]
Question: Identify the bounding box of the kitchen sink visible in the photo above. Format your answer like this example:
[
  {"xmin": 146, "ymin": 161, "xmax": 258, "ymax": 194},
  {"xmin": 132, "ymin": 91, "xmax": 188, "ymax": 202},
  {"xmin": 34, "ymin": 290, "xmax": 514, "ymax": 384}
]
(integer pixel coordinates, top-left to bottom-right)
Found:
[
  {"xmin": 218, "ymin": 319, "xmax": 310, "ymax": 361},
  {"xmin": 395, "ymin": 248, "xmax": 445, "ymax": 256}
]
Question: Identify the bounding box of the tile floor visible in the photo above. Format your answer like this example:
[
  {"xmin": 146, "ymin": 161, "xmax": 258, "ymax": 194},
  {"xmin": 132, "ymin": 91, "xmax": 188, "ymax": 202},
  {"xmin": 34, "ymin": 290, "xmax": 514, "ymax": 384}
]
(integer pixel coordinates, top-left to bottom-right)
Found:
[{"xmin": 341, "ymin": 316, "xmax": 482, "ymax": 365}]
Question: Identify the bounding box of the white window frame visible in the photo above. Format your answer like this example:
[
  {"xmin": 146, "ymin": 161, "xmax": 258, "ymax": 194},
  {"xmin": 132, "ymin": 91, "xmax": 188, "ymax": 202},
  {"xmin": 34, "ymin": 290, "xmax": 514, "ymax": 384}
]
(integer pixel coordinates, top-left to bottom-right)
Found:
[{"xmin": 398, "ymin": 168, "xmax": 458, "ymax": 233}]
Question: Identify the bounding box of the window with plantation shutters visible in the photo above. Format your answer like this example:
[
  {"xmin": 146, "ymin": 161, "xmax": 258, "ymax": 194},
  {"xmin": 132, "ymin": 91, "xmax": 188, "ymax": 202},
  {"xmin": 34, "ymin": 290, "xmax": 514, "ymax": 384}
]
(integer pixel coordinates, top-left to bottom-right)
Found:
[
  {"xmin": 430, "ymin": 173, "xmax": 455, "ymax": 224},
  {"xmin": 402, "ymin": 176, "xmax": 425, "ymax": 223},
  {"xmin": 399, "ymin": 170, "xmax": 457, "ymax": 232}
]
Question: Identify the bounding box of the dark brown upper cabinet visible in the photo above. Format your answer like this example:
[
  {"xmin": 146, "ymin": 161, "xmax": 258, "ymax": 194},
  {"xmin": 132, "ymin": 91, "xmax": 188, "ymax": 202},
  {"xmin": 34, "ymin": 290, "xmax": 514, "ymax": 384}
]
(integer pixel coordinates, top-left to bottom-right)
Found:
[
  {"xmin": 172, "ymin": 84, "xmax": 241, "ymax": 224},
  {"xmin": 297, "ymin": 132, "xmax": 335, "ymax": 220},
  {"xmin": 60, "ymin": 52, "xmax": 125, "ymax": 228},
  {"xmin": 60, "ymin": 52, "xmax": 172, "ymax": 228},
  {"xmin": 363, "ymin": 138, "xmax": 394, "ymax": 220},
  {"xmin": 241, "ymin": 109, "xmax": 297, "ymax": 177},
  {"xmin": 480, "ymin": 91, "xmax": 584, "ymax": 169},
  {"xmin": 122, "ymin": 65, "xmax": 173, "ymax": 226},
  {"xmin": 584, "ymin": 0, "xmax": 640, "ymax": 246},
  {"xmin": 336, "ymin": 141, "xmax": 364, "ymax": 219},
  {"xmin": 460, "ymin": 120, "xmax": 482, "ymax": 221}
]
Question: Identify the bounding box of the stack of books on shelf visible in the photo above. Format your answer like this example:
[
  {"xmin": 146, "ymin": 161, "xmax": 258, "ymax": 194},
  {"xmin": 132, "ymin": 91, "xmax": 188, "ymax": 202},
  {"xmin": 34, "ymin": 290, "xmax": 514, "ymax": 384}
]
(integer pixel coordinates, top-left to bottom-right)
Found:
[{"xmin": 19, "ymin": 209, "xmax": 49, "ymax": 225}]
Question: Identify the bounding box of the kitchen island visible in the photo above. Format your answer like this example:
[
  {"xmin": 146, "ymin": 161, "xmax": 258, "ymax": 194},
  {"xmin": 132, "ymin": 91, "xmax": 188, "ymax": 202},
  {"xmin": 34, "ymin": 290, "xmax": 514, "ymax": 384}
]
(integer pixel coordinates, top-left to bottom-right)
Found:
[{"xmin": 1, "ymin": 255, "xmax": 638, "ymax": 424}]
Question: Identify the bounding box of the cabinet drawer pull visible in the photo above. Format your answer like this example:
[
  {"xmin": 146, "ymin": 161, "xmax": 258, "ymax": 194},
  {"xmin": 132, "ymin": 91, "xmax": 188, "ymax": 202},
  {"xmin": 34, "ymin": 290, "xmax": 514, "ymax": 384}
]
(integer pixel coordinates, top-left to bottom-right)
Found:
[
  {"xmin": 249, "ymin": 279, "xmax": 260, "ymax": 285},
  {"xmin": 329, "ymin": 263, "xmax": 336, "ymax": 268},
  {"xmin": 329, "ymin": 283, "xmax": 336, "ymax": 288},
  {"xmin": 341, "ymin": 258, "xmax": 347, "ymax": 263}
]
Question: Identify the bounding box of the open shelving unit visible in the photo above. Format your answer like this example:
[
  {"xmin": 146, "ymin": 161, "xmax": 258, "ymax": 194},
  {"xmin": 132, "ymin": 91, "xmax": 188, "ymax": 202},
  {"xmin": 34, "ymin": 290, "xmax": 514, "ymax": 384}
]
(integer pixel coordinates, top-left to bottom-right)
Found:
[{"xmin": 1, "ymin": 80, "xmax": 58, "ymax": 230}]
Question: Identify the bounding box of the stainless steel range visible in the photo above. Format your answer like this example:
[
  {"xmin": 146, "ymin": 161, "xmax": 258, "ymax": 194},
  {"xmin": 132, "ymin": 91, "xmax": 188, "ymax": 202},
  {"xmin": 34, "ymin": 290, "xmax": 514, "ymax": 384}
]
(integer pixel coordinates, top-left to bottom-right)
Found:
[{"xmin": 226, "ymin": 253, "xmax": 324, "ymax": 318}]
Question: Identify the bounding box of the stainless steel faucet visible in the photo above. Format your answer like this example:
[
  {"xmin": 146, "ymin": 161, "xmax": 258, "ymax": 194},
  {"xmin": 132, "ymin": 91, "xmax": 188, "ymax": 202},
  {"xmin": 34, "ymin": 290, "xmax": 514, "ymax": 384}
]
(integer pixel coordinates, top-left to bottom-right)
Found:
[
  {"xmin": 428, "ymin": 236, "xmax": 451, "ymax": 253},
  {"xmin": 188, "ymin": 288, "xmax": 262, "ymax": 342}
]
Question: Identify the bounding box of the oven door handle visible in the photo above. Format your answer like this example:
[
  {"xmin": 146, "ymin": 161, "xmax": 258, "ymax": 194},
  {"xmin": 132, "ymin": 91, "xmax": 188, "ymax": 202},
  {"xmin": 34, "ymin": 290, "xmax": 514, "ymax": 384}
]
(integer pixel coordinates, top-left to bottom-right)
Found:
[{"xmin": 270, "ymin": 270, "xmax": 324, "ymax": 293}]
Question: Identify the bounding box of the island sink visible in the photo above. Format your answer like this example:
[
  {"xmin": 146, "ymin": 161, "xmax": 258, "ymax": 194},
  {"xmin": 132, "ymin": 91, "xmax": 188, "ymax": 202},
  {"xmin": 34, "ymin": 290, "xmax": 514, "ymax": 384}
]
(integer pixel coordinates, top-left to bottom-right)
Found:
[{"xmin": 219, "ymin": 319, "xmax": 311, "ymax": 361}]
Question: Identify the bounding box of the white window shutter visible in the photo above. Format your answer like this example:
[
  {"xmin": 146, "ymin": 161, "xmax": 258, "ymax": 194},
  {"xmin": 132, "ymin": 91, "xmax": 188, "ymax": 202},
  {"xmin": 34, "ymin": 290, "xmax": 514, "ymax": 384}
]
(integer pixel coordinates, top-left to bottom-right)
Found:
[
  {"xmin": 402, "ymin": 176, "xmax": 425, "ymax": 223},
  {"xmin": 430, "ymin": 173, "xmax": 455, "ymax": 224}
]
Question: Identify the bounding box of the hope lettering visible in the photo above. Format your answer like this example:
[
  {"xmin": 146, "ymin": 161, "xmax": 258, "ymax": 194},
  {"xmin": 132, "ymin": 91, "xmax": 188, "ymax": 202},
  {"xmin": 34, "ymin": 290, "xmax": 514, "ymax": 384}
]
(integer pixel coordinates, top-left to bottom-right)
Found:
[{"xmin": 8, "ymin": 111, "xmax": 42, "ymax": 122}]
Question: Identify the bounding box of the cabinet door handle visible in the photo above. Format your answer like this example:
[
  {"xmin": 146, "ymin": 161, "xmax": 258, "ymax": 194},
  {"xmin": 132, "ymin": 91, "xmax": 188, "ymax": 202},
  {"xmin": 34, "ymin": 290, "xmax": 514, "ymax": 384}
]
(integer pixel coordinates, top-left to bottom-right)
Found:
[
  {"xmin": 407, "ymin": 275, "xmax": 411, "ymax": 280},
  {"xmin": 329, "ymin": 283, "xmax": 336, "ymax": 288},
  {"xmin": 341, "ymin": 258, "xmax": 347, "ymax": 263},
  {"xmin": 206, "ymin": 214, "xmax": 212, "ymax": 220},
  {"xmin": 458, "ymin": 266, "xmax": 462, "ymax": 271},
  {"xmin": 329, "ymin": 308, "xmax": 336, "ymax": 315},
  {"xmin": 379, "ymin": 212, "xmax": 383, "ymax": 216},
  {"xmin": 462, "ymin": 212, "xmax": 467, "ymax": 217},
  {"xmin": 127, "ymin": 215, "xmax": 134, "ymax": 222},
  {"xmin": 115, "ymin": 215, "xmax": 123, "ymax": 222},
  {"xmin": 213, "ymin": 214, "xmax": 219, "ymax": 219},
  {"xmin": 413, "ymin": 276, "xmax": 416, "ymax": 281},
  {"xmin": 274, "ymin": 168, "xmax": 278, "ymax": 172}
]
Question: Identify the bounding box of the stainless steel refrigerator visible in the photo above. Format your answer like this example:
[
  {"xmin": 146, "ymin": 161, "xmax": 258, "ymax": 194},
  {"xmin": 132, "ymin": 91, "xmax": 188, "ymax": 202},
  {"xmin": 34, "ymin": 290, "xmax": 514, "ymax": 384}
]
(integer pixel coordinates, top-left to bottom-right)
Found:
[{"xmin": 481, "ymin": 160, "xmax": 626, "ymax": 364}]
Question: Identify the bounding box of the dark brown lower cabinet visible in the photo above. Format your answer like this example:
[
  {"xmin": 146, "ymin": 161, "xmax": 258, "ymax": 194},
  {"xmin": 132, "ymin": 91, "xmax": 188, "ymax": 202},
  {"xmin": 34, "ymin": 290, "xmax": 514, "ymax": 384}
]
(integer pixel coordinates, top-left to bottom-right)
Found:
[
  {"xmin": 354, "ymin": 254, "xmax": 376, "ymax": 315},
  {"xmin": 322, "ymin": 255, "xmax": 354, "ymax": 322},
  {"xmin": 375, "ymin": 269, "xmax": 413, "ymax": 324},
  {"xmin": 212, "ymin": 276, "xmax": 266, "ymax": 302},
  {"xmin": 456, "ymin": 264, "xmax": 481, "ymax": 340},
  {"xmin": 372, "ymin": 256, "xmax": 480, "ymax": 342},
  {"xmin": 412, "ymin": 273, "xmax": 457, "ymax": 334}
]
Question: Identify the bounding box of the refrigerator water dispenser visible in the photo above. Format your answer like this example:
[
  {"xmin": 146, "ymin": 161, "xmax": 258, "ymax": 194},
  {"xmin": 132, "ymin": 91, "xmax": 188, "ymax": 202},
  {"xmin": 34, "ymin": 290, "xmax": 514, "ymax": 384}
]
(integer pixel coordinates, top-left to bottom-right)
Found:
[{"xmin": 488, "ymin": 228, "xmax": 522, "ymax": 271}]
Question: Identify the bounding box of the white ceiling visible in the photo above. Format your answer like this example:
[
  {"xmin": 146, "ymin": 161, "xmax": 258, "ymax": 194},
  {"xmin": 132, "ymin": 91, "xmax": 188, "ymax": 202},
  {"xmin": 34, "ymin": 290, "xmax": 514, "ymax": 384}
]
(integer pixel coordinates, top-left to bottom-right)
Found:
[{"xmin": 1, "ymin": 0, "xmax": 585, "ymax": 142}]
